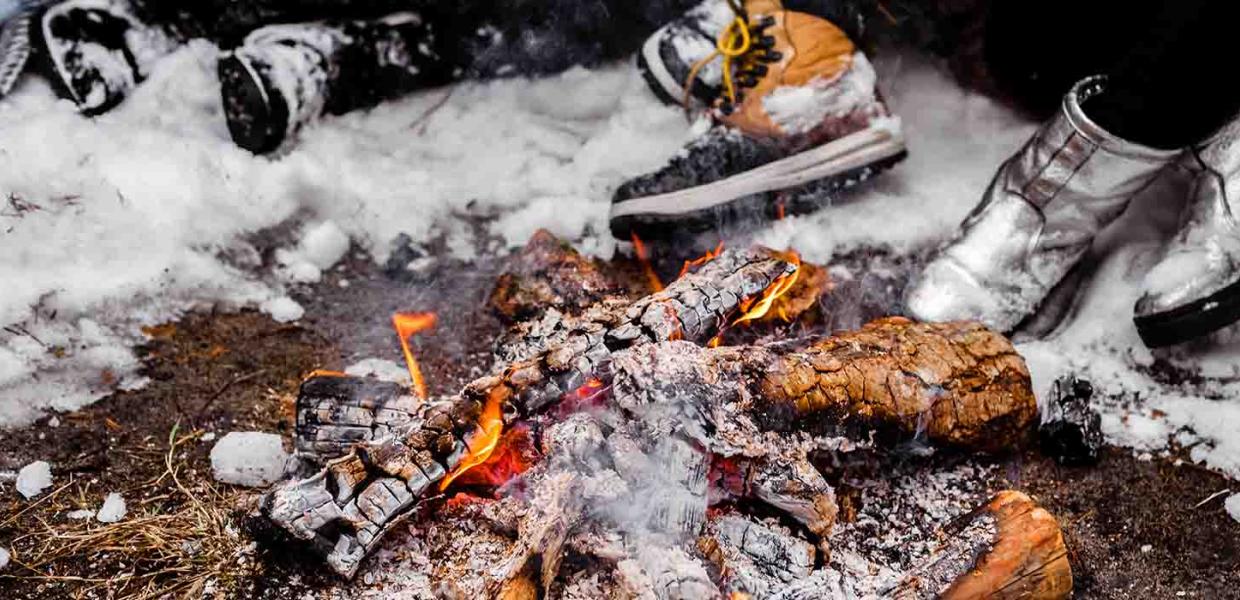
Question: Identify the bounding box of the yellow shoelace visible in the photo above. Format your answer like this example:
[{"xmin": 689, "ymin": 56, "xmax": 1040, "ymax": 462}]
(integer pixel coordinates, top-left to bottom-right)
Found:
[{"xmin": 682, "ymin": 0, "xmax": 755, "ymax": 110}]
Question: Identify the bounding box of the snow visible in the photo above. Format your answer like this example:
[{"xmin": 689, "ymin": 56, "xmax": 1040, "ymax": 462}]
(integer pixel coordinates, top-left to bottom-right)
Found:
[
  {"xmin": 96, "ymin": 492, "xmax": 127, "ymax": 523},
  {"xmin": 1226, "ymin": 493, "xmax": 1240, "ymax": 523},
  {"xmin": 16, "ymin": 460, "xmax": 51, "ymax": 499},
  {"xmin": 261, "ymin": 296, "xmax": 305, "ymax": 323},
  {"xmin": 764, "ymin": 52, "xmax": 882, "ymax": 135},
  {"xmin": 210, "ymin": 432, "xmax": 290, "ymax": 487},
  {"xmin": 0, "ymin": 545, "xmax": 8, "ymax": 571},
  {"xmin": 66, "ymin": 509, "xmax": 95, "ymax": 520}
]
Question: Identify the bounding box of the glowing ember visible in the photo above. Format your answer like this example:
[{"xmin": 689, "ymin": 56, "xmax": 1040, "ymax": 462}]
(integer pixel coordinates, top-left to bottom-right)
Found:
[
  {"xmin": 305, "ymin": 369, "xmax": 348, "ymax": 379},
  {"xmin": 392, "ymin": 312, "xmax": 437, "ymax": 399},
  {"xmin": 631, "ymin": 233, "xmax": 664, "ymax": 292},
  {"xmin": 440, "ymin": 389, "xmax": 505, "ymax": 491},
  {"xmin": 449, "ymin": 424, "xmax": 535, "ymax": 489},
  {"xmin": 677, "ymin": 241, "xmax": 725, "ymax": 279},
  {"xmin": 733, "ymin": 251, "xmax": 801, "ymax": 326}
]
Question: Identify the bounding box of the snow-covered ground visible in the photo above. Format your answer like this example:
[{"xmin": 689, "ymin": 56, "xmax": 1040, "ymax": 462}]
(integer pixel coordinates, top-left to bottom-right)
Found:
[{"xmin": 1, "ymin": 41, "xmax": 1238, "ymax": 484}]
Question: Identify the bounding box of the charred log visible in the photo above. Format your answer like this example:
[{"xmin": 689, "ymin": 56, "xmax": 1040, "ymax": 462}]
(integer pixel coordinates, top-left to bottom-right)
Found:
[
  {"xmin": 488, "ymin": 229, "xmax": 624, "ymax": 323},
  {"xmin": 1039, "ymin": 376, "xmax": 1103, "ymax": 466},
  {"xmin": 610, "ymin": 317, "xmax": 1038, "ymax": 453},
  {"xmin": 893, "ymin": 490, "xmax": 1072, "ymax": 600},
  {"xmin": 294, "ymin": 375, "xmax": 418, "ymax": 459}
]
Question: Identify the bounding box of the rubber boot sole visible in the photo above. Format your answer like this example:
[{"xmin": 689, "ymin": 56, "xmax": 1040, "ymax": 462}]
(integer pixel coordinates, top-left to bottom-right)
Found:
[
  {"xmin": 610, "ymin": 125, "xmax": 907, "ymax": 240},
  {"xmin": 218, "ymin": 52, "xmax": 286, "ymax": 154},
  {"xmin": 1134, "ymin": 277, "xmax": 1240, "ymax": 347}
]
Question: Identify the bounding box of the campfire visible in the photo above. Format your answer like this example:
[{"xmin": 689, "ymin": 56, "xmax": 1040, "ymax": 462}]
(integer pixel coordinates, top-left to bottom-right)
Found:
[{"xmin": 264, "ymin": 231, "xmax": 1072, "ymax": 599}]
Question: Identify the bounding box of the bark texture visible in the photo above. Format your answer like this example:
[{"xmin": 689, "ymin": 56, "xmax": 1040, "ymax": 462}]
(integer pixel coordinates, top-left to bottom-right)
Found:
[{"xmin": 895, "ymin": 490, "xmax": 1073, "ymax": 600}]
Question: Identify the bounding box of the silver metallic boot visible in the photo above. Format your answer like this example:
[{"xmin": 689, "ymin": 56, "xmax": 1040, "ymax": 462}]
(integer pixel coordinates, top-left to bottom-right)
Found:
[
  {"xmin": 904, "ymin": 77, "xmax": 1181, "ymax": 332},
  {"xmin": 1134, "ymin": 118, "xmax": 1240, "ymax": 347}
]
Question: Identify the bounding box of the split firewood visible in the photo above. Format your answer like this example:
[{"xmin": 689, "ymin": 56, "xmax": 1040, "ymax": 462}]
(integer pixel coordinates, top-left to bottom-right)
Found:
[
  {"xmin": 892, "ymin": 490, "xmax": 1072, "ymax": 600},
  {"xmin": 488, "ymin": 229, "xmax": 624, "ymax": 323},
  {"xmin": 609, "ymin": 317, "xmax": 1038, "ymax": 453}
]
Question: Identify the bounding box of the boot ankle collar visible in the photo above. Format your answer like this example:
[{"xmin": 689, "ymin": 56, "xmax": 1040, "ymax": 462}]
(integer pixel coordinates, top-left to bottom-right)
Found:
[{"xmin": 1064, "ymin": 76, "xmax": 1182, "ymax": 161}]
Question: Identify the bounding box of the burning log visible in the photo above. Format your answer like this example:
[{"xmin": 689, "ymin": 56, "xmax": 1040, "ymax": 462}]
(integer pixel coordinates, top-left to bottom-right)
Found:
[
  {"xmin": 697, "ymin": 514, "xmax": 817, "ymax": 597},
  {"xmin": 893, "ymin": 490, "xmax": 1072, "ymax": 600},
  {"xmin": 294, "ymin": 375, "xmax": 417, "ymax": 459},
  {"xmin": 609, "ymin": 317, "xmax": 1038, "ymax": 453}
]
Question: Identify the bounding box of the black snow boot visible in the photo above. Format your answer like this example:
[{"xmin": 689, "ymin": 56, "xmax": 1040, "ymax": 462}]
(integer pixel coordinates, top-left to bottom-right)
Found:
[
  {"xmin": 37, "ymin": 0, "xmax": 176, "ymax": 115},
  {"xmin": 218, "ymin": 12, "xmax": 454, "ymax": 154}
]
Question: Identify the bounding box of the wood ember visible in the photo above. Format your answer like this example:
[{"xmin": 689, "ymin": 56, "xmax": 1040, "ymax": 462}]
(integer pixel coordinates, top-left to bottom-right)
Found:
[
  {"xmin": 488, "ymin": 229, "xmax": 623, "ymax": 323},
  {"xmin": 698, "ymin": 514, "xmax": 816, "ymax": 597},
  {"xmin": 294, "ymin": 375, "xmax": 417, "ymax": 459},
  {"xmin": 893, "ymin": 490, "xmax": 1073, "ymax": 600}
]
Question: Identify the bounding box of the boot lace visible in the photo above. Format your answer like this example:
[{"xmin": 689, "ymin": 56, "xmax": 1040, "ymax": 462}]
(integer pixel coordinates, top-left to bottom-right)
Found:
[{"xmin": 681, "ymin": 0, "xmax": 781, "ymax": 113}]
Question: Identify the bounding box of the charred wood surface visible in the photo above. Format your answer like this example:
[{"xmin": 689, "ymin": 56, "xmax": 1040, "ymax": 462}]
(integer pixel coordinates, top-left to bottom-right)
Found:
[
  {"xmin": 488, "ymin": 229, "xmax": 623, "ymax": 323},
  {"xmin": 894, "ymin": 490, "xmax": 1072, "ymax": 600}
]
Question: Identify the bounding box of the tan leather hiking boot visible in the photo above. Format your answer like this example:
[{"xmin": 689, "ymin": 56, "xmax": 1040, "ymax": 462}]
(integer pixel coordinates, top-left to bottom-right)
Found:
[
  {"xmin": 612, "ymin": 0, "xmax": 904, "ymax": 240},
  {"xmin": 716, "ymin": 0, "xmax": 858, "ymax": 137}
]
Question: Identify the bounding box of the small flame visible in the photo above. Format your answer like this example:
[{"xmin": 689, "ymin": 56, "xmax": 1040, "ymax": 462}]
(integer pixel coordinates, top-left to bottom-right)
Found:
[
  {"xmin": 677, "ymin": 241, "xmax": 725, "ymax": 279},
  {"xmin": 305, "ymin": 369, "xmax": 348, "ymax": 379},
  {"xmin": 631, "ymin": 233, "xmax": 664, "ymax": 292},
  {"xmin": 775, "ymin": 200, "xmax": 786, "ymax": 221},
  {"xmin": 392, "ymin": 312, "xmax": 437, "ymax": 399},
  {"xmin": 440, "ymin": 389, "xmax": 505, "ymax": 491},
  {"xmin": 707, "ymin": 335, "xmax": 723, "ymax": 348},
  {"xmin": 733, "ymin": 251, "xmax": 801, "ymax": 326}
]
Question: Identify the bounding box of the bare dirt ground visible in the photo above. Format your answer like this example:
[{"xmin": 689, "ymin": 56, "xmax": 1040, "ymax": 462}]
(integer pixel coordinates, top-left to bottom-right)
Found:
[{"xmin": 2, "ymin": 244, "xmax": 1238, "ymax": 598}]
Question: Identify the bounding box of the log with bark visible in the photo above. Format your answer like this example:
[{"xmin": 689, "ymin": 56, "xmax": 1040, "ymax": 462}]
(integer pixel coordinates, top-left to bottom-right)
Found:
[{"xmin": 261, "ymin": 245, "xmax": 1044, "ymax": 581}]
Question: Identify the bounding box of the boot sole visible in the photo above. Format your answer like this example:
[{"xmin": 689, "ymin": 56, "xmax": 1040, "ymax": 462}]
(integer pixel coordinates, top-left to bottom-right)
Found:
[
  {"xmin": 1134, "ymin": 277, "xmax": 1240, "ymax": 347},
  {"xmin": 638, "ymin": 25, "xmax": 687, "ymax": 107},
  {"xmin": 610, "ymin": 125, "xmax": 907, "ymax": 240},
  {"xmin": 218, "ymin": 52, "xmax": 285, "ymax": 154}
]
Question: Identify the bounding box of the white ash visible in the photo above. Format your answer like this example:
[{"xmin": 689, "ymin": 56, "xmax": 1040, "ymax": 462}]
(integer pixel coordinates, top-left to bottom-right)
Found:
[
  {"xmin": 15, "ymin": 460, "xmax": 51, "ymax": 499},
  {"xmin": 96, "ymin": 492, "xmax": 127, "ymax": 523},
  {"xmin": 210, "ymin": 432, "xmax": 290, "ymax": 487},
  {"xmin": 828, "ymin": 461, "xmax": 996, "ymax": 594}
]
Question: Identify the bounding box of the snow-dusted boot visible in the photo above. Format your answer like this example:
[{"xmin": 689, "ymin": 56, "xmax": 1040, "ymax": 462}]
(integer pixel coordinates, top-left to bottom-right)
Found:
[
  {"xmin": 218, "ymin": 13, "xmax": 451, "ymax": 154},
  {"xmin": 1134, "ymin": 119, "xmax": 1240, "ymax": 347},
  {"xmin": 610, "ymin": 0, "xmax": 905, "ymax": 240},
  {"xmin": 38, "ymin": 0, "xmax": 176, "ymax": 114},
  {"xmin": 638, "ymin": 0, "xmax": 734, "ymax": 108},
  {"xmin": 904, "ymin": 77, "xmax": 1181, "ymax": 332}
]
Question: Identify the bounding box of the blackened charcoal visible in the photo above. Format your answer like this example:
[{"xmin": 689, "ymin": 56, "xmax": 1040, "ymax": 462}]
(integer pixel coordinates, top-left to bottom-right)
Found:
[{"xmin": 1039, "ymin": 377, "xmax": 1103, "ymax": 466}]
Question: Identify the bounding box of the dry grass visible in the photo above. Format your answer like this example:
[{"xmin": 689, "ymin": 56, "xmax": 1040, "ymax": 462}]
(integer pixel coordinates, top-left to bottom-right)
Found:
[{"xmin": 1, "ymin": 425, "xmax": 257, "ymax": 599}]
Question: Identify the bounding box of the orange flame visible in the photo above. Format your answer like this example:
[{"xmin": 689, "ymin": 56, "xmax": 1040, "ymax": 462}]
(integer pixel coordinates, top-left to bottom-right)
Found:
[
  {"xmin": 440, "ymin": 389, "xmax": 505, "ymax": 491},
  {"xmin": 733, "ymin": 251, "xmax": 801, "ymax": 326},
  {"xmin": 631, "ymin": 233, "xmax": 664, "ymax": 292},
  {"xmin": 392, "ymin": 312, "xmax": 437, "ymax": 399},
  {"xmin": 677, "ymin": 241, "xmax": 725, "ymax": 279}
]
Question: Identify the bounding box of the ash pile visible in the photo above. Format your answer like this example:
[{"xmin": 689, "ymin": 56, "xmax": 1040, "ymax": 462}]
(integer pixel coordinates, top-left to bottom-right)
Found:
[{"xmin": 256, "ymin": 231, "xmax": 1074, "ymax": 599}]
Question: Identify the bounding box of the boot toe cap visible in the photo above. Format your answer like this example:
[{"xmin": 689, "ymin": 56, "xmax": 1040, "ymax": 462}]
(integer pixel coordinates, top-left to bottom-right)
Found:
[{"xmin": 904, "ymin": 258, "xmax": 1020, "ymax": 331}]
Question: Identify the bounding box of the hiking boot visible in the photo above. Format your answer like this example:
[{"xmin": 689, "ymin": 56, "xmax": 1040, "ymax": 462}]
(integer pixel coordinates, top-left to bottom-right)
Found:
[
  {"xmin": 219, "ymin": 13, "xmax": 453, "ymax": 154},
  {"xmin": 638, "ymin": 0, "xmax": 734, "ymax": 108},
  {"xmin": 610, "ymin": 0, "xmax": 905, "ymax": 241},
  {"xmin": 1134, "ymin": 118, "xmax": 1240, "ymax": 347},
  {"xmin": 37, "ymin": 0, "xmax": 176, "ymax": 114},
  {"xmin": 904, "ymin": 77, "xmax": 1180, "ymax": 332}
]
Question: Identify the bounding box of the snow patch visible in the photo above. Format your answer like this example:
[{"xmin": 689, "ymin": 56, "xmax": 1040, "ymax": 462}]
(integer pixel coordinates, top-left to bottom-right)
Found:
[
  {"xmin": 96, "ymin": 492, "xmax": 127, "ymax": 523},
  {"xmin": 16, "ymin": 460, "xmax": 52, "ymax": 499},
  {"xmin": 210, "ymin": 432, "xmax": 290, "ymax": 487},
  {"xmin": 345, "ymin": 358, "xmax": 412, "ymax": 385},
  {"xmin": 1225, "ymin": 493, "xmax": 1240, "ymax": 523},
  {"xmin": 261, "ymin": 296, "xmax": 305, "ymax": 323}
]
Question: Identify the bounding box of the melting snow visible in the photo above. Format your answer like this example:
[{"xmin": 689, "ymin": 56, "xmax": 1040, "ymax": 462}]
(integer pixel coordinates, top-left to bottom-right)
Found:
[
  {"xmin": 96, "ymin": 492, "xmax": 127, "ymax": 523},
  {"xmin": 16, "ymin": 460, "xmax": 52, "ymax": 499},
  {"xmin": 210, "ymin": 431, "xmax": 290, "ymax": 487}
]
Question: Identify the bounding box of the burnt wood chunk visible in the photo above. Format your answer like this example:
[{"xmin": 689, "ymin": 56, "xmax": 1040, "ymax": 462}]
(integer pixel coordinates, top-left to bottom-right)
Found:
[
  {"xmin": 894, "ymin": 490, "xmax": 1072, "ymax": 600},
  {"xmin": 295, "ymin": 375, "xmax": 419, "ymax": 459},
  {"xmin": 488, "ymin": 229, "xmax": 623, "ymax": 323}
]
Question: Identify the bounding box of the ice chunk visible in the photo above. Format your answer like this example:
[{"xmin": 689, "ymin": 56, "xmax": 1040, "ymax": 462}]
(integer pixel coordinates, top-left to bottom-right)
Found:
[
  {"xmin": 16, "ymin": 461, "xmax": 52, "ymax": 499},
  {"xmin": 260, "ymin": 296, "xmax": 305, "ymax": 323},
  {"xmin": 97, "ymin": 493, "xmax": 127, "ymax": 523},
  {"xmin": 0, "ymin": 546, "xmax": 8, "ymax": 571},
  {"xmin": 210, "ymin": 432, "xmax": 290, "ymax": 487}
]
